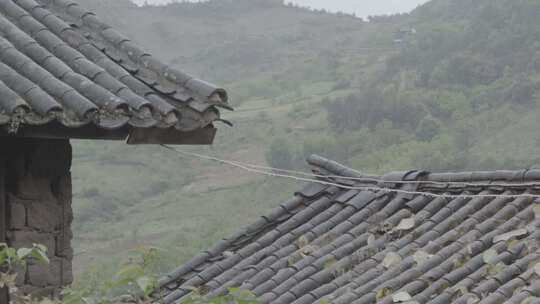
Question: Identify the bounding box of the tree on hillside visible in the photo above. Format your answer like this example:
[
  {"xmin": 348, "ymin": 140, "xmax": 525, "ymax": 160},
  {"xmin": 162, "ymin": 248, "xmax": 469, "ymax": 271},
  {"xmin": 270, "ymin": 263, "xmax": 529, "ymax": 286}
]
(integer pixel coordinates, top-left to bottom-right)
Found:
[{"xmin": 265, "ymin": 137, "xmax": 295, "ymax": 169}]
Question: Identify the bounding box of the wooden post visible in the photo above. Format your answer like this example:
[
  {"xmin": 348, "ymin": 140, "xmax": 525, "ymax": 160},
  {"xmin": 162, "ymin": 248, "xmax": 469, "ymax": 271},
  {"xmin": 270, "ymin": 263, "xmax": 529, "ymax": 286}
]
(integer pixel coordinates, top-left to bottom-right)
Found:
[{"xmin": 0, "ymin": 151, "xmax": 7, "ymax": 304}]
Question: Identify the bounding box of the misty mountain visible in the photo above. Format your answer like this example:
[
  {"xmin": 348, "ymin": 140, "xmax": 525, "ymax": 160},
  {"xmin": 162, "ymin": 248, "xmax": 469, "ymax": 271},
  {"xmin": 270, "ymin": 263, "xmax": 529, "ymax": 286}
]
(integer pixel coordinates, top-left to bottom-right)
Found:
[
  {"xmin": 72, "ymin": 0, "xmax": 540, "ymax": 281},
  {"xmin": 130, "ymin": 0, "xmax": 430, "ymax": 18},
  {"xmin": 290, "ymin": 0, "xmax": 430, "ymax": 17}
]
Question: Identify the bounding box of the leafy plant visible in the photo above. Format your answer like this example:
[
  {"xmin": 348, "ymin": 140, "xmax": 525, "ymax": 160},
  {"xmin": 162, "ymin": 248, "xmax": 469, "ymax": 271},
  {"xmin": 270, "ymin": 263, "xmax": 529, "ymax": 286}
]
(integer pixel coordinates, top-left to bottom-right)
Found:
[
  {"xmin": 0, "ymin": 243, "xmax": 50, "ymax": 304},
  {"xmin": 265, "ymin": 137, "xmax": 296, "ymax": 169},
  {"xmin": 183, "ymin": 288, "xmax": 259, "ymax": 304},
  {"xmin": 62, "ymin": 246, "xmax": 160, "ymax": 304},
  {"xmin": 0, "ymin": 243, "xmax": 259, "ymax": 304}
]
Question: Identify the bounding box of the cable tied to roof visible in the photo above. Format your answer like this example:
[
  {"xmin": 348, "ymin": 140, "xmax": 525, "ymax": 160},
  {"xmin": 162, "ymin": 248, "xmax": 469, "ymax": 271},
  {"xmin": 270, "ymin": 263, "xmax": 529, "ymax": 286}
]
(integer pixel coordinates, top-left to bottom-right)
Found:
[{"xmin": 160, "ymin": 145, "xmax": 540, "ymax": 200}]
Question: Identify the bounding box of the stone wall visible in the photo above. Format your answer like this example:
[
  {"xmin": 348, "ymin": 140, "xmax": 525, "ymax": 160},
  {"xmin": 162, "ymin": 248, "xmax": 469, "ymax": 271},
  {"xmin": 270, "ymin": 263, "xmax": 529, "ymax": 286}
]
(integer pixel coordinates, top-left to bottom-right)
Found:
[{"xmin": 0, "ymin": 138, "xmax": 73, "ymax": 298}]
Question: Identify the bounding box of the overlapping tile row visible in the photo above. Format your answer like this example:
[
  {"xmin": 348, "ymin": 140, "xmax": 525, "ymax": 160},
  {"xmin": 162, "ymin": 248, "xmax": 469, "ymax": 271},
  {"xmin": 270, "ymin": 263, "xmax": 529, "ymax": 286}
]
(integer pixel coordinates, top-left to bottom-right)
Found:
[
  {"xmin": 157, "ymin": 155, "xmax": 540, "ymax": 304},
  {"xmin": 0, "ymin": 0, "xmax": 229, "ymax": 134}
]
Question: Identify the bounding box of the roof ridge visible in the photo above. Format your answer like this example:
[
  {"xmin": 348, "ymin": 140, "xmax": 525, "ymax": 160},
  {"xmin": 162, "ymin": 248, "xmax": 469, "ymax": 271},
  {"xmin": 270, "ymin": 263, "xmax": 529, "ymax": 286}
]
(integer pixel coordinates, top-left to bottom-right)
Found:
[
  {"xmin": 307, "ymin": 154, "xmax": 540, "ymax": 183},
  {"xmin": 307, "ymin": 154, "xmax": 367, "ymax": 178}
]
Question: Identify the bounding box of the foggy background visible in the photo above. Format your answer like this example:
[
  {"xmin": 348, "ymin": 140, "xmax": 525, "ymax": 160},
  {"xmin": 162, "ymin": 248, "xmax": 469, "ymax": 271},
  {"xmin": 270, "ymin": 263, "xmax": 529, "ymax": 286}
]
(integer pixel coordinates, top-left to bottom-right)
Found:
[
  {"xmin": 71, "ymin": 0, "xmax": 540, "ymax": 298},
  {"xmin": 131, "ymin": 0, "xmax": 430, "ymax": 18}
]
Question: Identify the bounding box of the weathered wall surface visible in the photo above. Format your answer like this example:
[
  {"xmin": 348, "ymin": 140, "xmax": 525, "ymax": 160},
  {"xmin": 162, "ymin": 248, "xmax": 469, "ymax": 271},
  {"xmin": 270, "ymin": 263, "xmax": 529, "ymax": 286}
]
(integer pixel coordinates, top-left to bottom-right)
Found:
[{"xmin": 0, "ymin": 138, "xmax": 73, "ymax": 298}]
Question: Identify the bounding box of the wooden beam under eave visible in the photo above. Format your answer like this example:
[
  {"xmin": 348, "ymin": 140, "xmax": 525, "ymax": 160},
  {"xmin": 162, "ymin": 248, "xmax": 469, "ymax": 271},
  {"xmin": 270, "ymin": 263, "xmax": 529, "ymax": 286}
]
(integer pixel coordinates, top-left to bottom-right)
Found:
[
  {"xmin": 127, "ymin": 126, "xmax": 217, "ymax": 145},
  {"xmin": 0, "ymin": 123, "xmax": 217, "ymax": 145},
  {"xmin": 0, "ymin": 123, "xmax": 129, "ymax": 141}
]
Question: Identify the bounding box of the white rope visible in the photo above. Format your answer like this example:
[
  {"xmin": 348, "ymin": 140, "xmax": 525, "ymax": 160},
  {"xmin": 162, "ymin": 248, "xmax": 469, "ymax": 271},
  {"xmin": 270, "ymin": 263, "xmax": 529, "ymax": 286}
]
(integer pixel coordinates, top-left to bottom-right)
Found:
[
  {"xmin": 216, "ymin": 157, "xmax": 540, "ymax": 188},
  {"xmin": 161, "ymin": 146, "xmax": 540, "ymax": 189},
  {"xmin": 160, "ymin": 145, "xmax": 540, "ymax": 200},
  {"xmin": 160, "ymin": 146, "xmax": 540, "ymax": 188}
]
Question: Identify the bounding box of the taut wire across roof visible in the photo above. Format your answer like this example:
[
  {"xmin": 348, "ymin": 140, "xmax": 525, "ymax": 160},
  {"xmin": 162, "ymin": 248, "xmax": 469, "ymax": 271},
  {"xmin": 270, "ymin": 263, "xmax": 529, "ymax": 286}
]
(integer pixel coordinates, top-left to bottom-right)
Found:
[{"xmin": 160, "ymin": 145, "xmax": 540, "ymax": 199}]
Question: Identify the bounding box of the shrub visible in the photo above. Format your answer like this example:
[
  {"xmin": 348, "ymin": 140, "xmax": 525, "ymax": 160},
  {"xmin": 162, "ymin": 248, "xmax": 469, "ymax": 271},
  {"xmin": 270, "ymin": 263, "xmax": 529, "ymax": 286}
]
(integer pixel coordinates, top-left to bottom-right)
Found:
[
  {"xmin": 265, "ymin": 137, "xmax": 295, "ymax": 169},
  {"xmin": 0, "ymin": 243, "xmax": 49, "ymax": 304},
  {"xmin": 415, "ymin": 116, "xmax": 441, "ymax": 141},
  {"xmin": 183, "ymin": 288, "xmax": 259, "ymax": 304}
]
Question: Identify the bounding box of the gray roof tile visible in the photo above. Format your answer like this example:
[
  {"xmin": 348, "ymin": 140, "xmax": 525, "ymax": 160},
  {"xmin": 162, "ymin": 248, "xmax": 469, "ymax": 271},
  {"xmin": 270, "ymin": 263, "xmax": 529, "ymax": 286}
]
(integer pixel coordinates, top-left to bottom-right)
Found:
[
  {"xmin": 157, "ymin": 156, "xmax": 540, "ymax": 303},
  {"xmin": 0, "ymin": 0, "xmax": 229, "ymax": 141}
]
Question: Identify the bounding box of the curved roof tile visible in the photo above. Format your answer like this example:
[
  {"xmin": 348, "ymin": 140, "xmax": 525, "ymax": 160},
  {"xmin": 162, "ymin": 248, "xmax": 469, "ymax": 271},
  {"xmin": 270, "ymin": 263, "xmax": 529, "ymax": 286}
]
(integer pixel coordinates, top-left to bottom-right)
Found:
[
  {"xmin": 157, "ymin": 156, "xmax": 540, "ymax": 303},
  {"xmin": 0, "ymin": 0, "xmax": 230, "ymax": 142}
]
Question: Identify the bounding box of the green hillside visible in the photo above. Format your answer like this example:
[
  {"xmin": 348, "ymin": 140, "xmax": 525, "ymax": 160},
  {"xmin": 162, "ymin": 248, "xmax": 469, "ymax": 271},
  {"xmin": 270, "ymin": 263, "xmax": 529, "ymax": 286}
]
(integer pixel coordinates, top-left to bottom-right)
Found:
[
  {"xmin": 318, "ymin": 0, "xmax": 540, "ymax": 171},
  {"xmin": 71, "ymin": 0, "xmax": 540, "ymax": 283}
]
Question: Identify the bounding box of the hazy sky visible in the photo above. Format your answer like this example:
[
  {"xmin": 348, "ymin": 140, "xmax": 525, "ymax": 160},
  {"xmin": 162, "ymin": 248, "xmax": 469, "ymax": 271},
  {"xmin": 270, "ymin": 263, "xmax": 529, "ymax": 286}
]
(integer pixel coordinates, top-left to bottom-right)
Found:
[{"xmin": 131, "ymin": 0, "xmax": 431, "ymax": 18}]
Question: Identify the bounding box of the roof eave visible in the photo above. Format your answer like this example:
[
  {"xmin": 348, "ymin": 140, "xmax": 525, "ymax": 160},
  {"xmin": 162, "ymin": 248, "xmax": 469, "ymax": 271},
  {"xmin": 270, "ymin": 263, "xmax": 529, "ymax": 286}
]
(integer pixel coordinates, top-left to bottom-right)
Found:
[{"xmin": 0, "ymin": 123, "xmax": 217, "ymax": 145}]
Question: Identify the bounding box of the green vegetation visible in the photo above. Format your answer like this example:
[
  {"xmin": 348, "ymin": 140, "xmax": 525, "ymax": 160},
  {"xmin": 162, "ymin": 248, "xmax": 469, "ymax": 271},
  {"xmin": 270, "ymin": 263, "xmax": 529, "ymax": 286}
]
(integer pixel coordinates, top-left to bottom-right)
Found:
[
  {"xmin": 63, "ymin": 247, "xmax": 160, "ymax": 304},
  {"xmin": 70, "ymin": 0, "xmax": 540, "ymax": 297},
  {"xmin": 0, "ymin": 244, "xmax": 258, "ymax": 303},
  {"xmin": 0, "ymin": 243, "xmax": 50, "ymax": 304},
  {"xmin": 321, "ymin": 0, "xmax": 540, "ymax": 171},
  {"xmin": 183, "ymin": 289, "xmax": 259, "ymax": 304}
]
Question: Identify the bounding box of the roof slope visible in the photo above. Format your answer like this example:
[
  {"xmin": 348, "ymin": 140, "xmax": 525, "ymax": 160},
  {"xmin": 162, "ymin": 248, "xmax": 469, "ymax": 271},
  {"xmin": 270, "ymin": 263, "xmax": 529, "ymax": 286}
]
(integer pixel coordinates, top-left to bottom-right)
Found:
[
  {"xmin": 0, "ymin": 0, "xmax": 229, "ymax": 142},
  {"xmin": 158, "ymin": 156, "xmax": 540, "ymax": 304}
]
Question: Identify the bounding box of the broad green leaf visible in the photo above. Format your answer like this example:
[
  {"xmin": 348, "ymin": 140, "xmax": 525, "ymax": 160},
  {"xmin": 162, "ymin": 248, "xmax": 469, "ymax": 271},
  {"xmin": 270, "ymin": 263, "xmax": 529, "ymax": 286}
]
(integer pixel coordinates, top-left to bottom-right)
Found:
[
  {"xmin": 34, "ymin": 243, "xmax": 48, "ymax": 253},
  {"xmin": 31, "ymin": 248, "xmax": 50, "ymax": 264},
  {"xmin": 5, "ymin": 248, "xmax": 17, "ymax": 259},
  {"xmin": 115, "ymin": 264, "xmax": 144, "ymax": 279},
  {"xmin": 16, "ymin": 248, "xmax": 32, "ymax": 260},
  {"xmin": 61, "ymin": 293, "xmax": 86, "ymax": 304},
  {"xmin": 136, "ymin": 276, "xmax": 155, "ymax": 295}
]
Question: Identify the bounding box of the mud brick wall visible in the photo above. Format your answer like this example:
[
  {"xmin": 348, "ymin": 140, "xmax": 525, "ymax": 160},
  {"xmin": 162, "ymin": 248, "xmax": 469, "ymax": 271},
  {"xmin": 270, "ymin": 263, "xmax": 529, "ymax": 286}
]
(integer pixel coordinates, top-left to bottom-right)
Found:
[{"xmin": 0, "ymin": 138, "xmax": 73, "ymax": 298}]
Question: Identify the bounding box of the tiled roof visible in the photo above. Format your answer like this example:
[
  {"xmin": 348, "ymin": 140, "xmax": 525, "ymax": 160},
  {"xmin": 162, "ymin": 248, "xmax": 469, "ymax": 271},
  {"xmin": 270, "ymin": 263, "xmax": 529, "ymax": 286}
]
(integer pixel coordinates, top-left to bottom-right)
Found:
[
  {"xmin": 0, "ymin": 0, "xmax": 230, "ymax": 142},
  {"xmin": 158, "ymin": 155, "xmax": 540, "ymax": 304}
]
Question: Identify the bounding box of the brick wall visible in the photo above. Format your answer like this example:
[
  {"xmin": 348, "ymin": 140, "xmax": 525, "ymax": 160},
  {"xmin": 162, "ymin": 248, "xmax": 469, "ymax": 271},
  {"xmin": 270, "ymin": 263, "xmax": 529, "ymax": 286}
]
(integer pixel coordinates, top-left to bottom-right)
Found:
[{"xmin": 0, "ymin": 138, "xmax": 73, "ymax": 298}]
